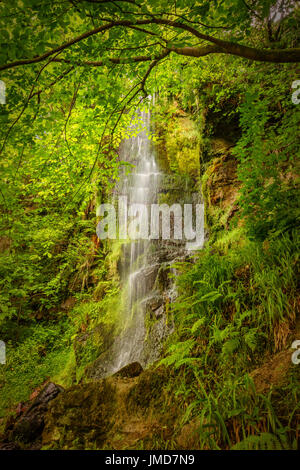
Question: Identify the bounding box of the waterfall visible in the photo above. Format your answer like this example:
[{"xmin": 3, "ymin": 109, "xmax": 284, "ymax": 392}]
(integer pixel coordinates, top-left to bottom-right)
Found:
[
  {"xmin": 115, "ymin": 106, "xmax": 162, "ymax": 370},
  {"xmin": 94, "ymin": 105, "xmax": 163, "ymax": 377},
  {"xmin": 90, "ymin": 97, "xmax": 206, "ymax": 381},
  {"xmin": 90, "ymin": 102, "xmax": 194, "ymax": 380},
  {"xmin": 126, "ymin": 109, "xmax": 160, "ymax": 314}
]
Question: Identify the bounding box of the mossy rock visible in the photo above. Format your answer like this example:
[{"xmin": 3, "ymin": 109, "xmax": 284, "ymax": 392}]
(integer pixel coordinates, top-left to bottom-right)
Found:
[
  {"xmin": 154, "ymin": 264, "xmax": 172, "ymax": 292},
  {"xmin": 1, "ymin": 382, "xmax": 64, "ymax": 449},
  {"xmin": 201, "ymin": 152, "xmax": 240, "ymax": 241},
  {"xmin": 203, "ymin": 153, "xmax": 238, "ymax": 210},
  {"xmin": 127, "ymin": 366, "xmax": 170, "ymax": 412},
  {"xmin": 74, "ymin": 322, "xmax": 115, "ymax": 369},
  {"xmin": 42, "ymin": 380, "xmax": 116, "ymax": 449},
  {"xmin": 113, "ymin": 362, "xmax": 143, "ymax": 378},
  {"xmin": 162, "ymin": 115, "xmax": 200, "ymax": 179}
]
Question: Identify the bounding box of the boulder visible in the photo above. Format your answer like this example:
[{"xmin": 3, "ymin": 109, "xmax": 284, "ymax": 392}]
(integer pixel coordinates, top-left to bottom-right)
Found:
[
  {"xmin": 42, "ymin": 380, "xmax": 116, "ymax": 449},
  {"xmin": 113, "ymin": 362, "xmax": 143, "ymax": 378},
  {"xmin": 1, "ymin": 382, "xmax": 64, "ymax": 448}
]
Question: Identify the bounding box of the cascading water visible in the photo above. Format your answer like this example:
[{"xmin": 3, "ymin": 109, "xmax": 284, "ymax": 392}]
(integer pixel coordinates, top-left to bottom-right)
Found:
[
  {"xmin": 90, "ymin": 101, "xmax": 199, "ymax": 379},
  {"xmin": 114, "ymin": 107, "xmax": 161, "ymax": 371},
  {"xmin": 93, "ymin": 105, "xmax": 165, "ymax": 378},
  {"xmin": 90, "ymin": 100, "xmax": 204, "ymax": 380}
]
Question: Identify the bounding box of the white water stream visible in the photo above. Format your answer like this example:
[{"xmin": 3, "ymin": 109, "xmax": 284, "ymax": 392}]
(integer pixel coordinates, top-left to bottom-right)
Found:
[
  {"xmin": 125, "ymin": 109, "xmax": 160, "ymax": 314},
  {"xmin": 91, "ymin": 102, "xmax": 202, "ymax": 379},
  {"xmin": 103, "ymin": 106, "xmax": 162, "ymax": 374}
]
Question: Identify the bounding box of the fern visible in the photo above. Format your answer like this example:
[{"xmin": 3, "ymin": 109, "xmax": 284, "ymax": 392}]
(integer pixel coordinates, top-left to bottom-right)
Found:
[
  {"xmin": 231, "ymin": 432, "xmax": 289, "ymax": 450},
  {"xmin": 159, "ymin": 339, "xmax": 196, "ymax": 369}
]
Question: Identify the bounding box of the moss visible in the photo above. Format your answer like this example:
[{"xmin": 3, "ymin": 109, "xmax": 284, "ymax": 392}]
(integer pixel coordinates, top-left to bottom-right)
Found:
[
  {"xmin": 51, "ymin": 349, "xmax": 77, "ymax": 388},
  {"xmin": 105, "ymin": 240, "xmax": 123, "ymax": 282},
  {"xmin": 42, "ymin": 380, "xmax": 116, "ymax": 449},
  {"xmin": 74, "ymin": 321, "xmax": 115, "ymax": 375},
  {"xmin": 0, "ymin": 320, "xmax": 75, "ymax": 418},
  {"xmin": 201, "ymin": 151, "xmax": 240, "ymax": 243},
  {"xmin": 155, "ymin": 102, "xmax": 201, "ymax": 185},
  {"xmin": 127, "ymin": 366, "xmax": 170, "ymax": 412},
  {"xmin": 154, "ymin": 263, "xmax": 172, "ymax": 292},
  {"xmin": 69, "ymin": 244, "xmax": 125, "ymax": 378}
]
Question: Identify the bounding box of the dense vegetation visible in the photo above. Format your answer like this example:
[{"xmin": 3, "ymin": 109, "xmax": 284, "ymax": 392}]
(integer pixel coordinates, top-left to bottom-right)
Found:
[{"xmin": 0, "ymin": 0, "xmax": 299, "ymax": 450}]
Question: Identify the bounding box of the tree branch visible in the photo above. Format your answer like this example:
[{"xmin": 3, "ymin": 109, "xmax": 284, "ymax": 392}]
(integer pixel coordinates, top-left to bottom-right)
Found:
[
  {"xmin": 0, "ymin": 18, "xmax": 299, "ymax": 73},
  {"xmin": 241, "ymin": 0, "xmax": 263, "ymax": 21},
  {"xmin": 50, "ymin": 52, "xmax": 165, "ymax": 66},
  {"xmin": 170, "ymin": 44, "xmax": 300, "ymax": 63},
  {"xmin": 0, "ymin": 53, "xmax": 64, "ymax": 156},
  {"xmin": 169, "ymin": 44, "xmax": 222, "ymax": 58}
]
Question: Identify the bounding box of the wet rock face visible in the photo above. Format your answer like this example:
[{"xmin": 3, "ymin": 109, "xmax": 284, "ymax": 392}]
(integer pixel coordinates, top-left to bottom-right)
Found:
[
  {"xmin": 42, "ymin": 380, "xmax": 116, "ymax": 449},
  {"xmin": 143, "ymin": 292, "xmax": 164, "ymax": 314},
  {"xmin": 206, "ymin": 153, "xmax": 239, "ymax": 210},
  {"xmin": 84, "ymin": 251, "xmax": 183, "ymax": 380},
  {"xmin": 84, "ymin": 312, "xmax": 146, "ymax": 380},
  {"xmin": 154, "ymin": 263, "xmax": 173, "ymax": 292},
  {"xmin": 0, "ymin": 382, "xmax": 64, "ymax": 449},
  {"xmin": 141, "ymin": 316, "xmax": 173, "ymax": 366}
]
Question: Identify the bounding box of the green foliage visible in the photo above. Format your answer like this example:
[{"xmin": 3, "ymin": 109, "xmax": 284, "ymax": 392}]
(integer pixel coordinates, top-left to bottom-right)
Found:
[
  {"xmin": 0, "ymin": 319, "xmax": 75, "ymax": 417},
  {"xmin": 159, "ymin": 229, "xmax": 299, "ymax": 449},
  {"xmin": 0, "ymin": 213, "xmax": 94, "ymax": 321},
  {"xmin": 0, "ymin": 0, "xmax": 299, "ymax": 451},
  {"xmin": 231, "ymin": 432, "xmax": 291, "ymax": 450},
  {"xmin": 153, "ymin": 35, "xmax": 299, "ymax": 449},
  {"xmin": 233, "ymin": 70, "xmax": 300, "ymax": 240}
]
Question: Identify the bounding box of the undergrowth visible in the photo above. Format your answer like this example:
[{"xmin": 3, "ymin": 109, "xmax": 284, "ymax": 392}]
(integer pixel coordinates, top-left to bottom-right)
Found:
[{"xmin": 158, "ymin": 229, "xmax": 299, "ymax": 449}]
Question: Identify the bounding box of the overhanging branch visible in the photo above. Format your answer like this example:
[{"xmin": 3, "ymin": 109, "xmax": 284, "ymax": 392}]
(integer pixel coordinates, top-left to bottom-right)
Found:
[{"xmin": 0, "ymin": 17, "xmax": 299, "ymax": 73}]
